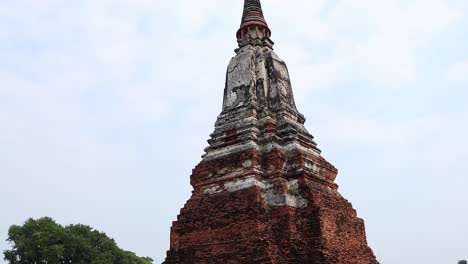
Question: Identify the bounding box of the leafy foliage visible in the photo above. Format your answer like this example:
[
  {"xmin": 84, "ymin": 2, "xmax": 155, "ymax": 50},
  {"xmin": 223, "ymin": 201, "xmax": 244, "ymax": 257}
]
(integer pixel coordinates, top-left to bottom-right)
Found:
[
  {"xmin": 4, "ymin": 217, "xmax": 153, "ymax": 264},
  {"xmin": 459, "ymin": 260, "xmax": 467, "ymax": 264},
  {"xmin": 288, "ymin": 187, "xmax": 300, "ymax": 196}
]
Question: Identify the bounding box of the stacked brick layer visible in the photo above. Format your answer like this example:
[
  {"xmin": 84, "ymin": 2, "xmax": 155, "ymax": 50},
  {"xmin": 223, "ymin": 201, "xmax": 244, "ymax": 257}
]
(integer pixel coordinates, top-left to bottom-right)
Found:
[{"xmin": 164, "ymin": 148, "xmax": 377, "ymax": 264}]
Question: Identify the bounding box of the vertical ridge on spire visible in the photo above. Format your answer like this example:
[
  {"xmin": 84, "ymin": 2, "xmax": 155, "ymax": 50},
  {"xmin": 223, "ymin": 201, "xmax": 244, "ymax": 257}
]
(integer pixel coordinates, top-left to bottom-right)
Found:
[{"xmin": 236, "ymin": 0, "xmax": 273, "ymax": 48}]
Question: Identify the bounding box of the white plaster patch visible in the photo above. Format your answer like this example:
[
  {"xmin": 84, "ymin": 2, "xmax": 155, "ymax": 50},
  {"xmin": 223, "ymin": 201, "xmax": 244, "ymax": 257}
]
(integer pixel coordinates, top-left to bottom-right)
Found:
[
  {"xmin": 312, "ymin": 164, "xmax": 320, "ymax": 173},
  {"xmin": 224, "ymin": 46, "xmax": 255, "ymax": 109},
  {"xmin": 284, "ymin": 142, "xmax": 320, "ymax": 157},
  {"xmin": 263, "ymin": 179, "xmax": 308, "ymax": 208},
  {"xmin": 242, "ymin": 159, "xmax": 253, "ymax": 168},
  {"xmin": 255, "ymin": 51, "xmax": 268, "ymax": 97},
  {"xmin": 203, "ymin": 141, "xmax": 258, "ymax": 160},
  {"xmin": 221, "ymin": 177, "xmax": 308, "ymax": 208},
  {"xmin": 203, "ymin": 184, "xmax": 222, "ymax": 195},
  {"xmin": 225, "ymin": 90, "xmax": 238, "ymax": 107},
  {"xmin": 217, "ymin": 168, "xmax": 228, "ymax": 175},
  {"xmin": 224, "ymin": 176, "xmax": 265, "ymax": 193},
  {"xmin": 203, "ymin": 176, "xmax": 308, "ymax": 209},
  {"xmin": 288, "ymin": 179, "xmax": 299, "ymax": 190},
  {"xmin": 305, "ymin": 162, "xmax": 320, "ymax": 173},
  {"xmin": 263, "ymin": 193, "xmax": 307, "ymax": 208}
]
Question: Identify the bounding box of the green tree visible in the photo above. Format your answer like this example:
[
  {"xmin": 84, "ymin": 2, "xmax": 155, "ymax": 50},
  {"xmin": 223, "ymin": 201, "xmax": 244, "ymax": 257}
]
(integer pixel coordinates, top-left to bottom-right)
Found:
[
  {"xmin": 459, "ymin": 260, "xmax": 467, "ymax": 264},
  {"xmin": 4, "ymin": 217, "xmax": 153, "ymax": 264}
]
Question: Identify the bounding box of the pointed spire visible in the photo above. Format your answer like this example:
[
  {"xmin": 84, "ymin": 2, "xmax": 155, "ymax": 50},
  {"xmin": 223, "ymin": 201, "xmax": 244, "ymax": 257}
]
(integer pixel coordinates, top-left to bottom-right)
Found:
[{"xmin": 236, "ymin": 0, "xmax": 273, "ymax": 48}]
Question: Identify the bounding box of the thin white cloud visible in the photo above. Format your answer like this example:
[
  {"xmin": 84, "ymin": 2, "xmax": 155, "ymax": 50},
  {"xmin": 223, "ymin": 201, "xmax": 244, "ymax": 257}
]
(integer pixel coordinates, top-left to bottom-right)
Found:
[
  {"xmin": 314, "ymin": 110, "xmax": 451, "ymax": 147},
  {"xmin": 269, "ymin": 0, "xmax": 462, "ymax": 91},
  {"xmin": 447, "ymin": 60, "xmax": 468, "ymax": 82}
]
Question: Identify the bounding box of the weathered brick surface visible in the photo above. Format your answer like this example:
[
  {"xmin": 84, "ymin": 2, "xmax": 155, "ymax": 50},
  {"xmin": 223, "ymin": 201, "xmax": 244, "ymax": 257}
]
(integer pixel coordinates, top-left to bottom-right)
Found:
[
  {"xmin": 164, "ymin": 148, "xmax": 377, "ymax": 264},
  {"xmin": 164, "ymin": 1, "xmax": 378, "ymax": 263}
]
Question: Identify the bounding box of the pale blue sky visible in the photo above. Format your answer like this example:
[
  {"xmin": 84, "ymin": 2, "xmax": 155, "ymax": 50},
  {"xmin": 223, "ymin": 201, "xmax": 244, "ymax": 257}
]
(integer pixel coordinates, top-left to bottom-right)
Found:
[{"xmin": 1, "ymin": 1, "xmax": 467, "ymax": 263}]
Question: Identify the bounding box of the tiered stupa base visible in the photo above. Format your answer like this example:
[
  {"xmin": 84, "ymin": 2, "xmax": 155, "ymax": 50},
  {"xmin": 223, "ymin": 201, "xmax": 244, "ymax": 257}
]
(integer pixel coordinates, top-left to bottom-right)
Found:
[{"xmin": 164, "ymin": 147, "xmax": 377, "ymax": 264}]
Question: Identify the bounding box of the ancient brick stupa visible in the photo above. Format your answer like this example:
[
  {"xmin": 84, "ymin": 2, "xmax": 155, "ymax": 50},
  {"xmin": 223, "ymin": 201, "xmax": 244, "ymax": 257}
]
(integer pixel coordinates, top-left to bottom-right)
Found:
[{"xmin": 164, "ymin": 0, "xmax": 378, "ymax": 263}]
